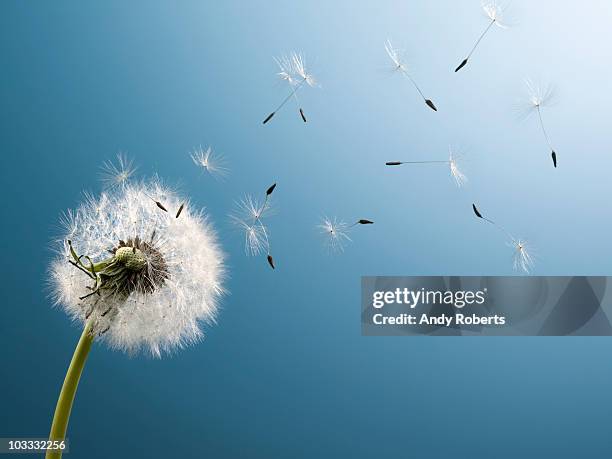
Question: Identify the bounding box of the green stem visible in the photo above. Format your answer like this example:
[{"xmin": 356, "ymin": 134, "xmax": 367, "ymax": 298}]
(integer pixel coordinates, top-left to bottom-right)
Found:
[{"xmin": 46, "ymin": 321, "xmax": 95, "ymax": 459}]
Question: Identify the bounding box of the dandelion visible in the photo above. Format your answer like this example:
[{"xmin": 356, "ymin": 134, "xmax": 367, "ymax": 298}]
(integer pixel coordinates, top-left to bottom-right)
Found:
[
  {"xmin": 190, "ymin": 145, "xmax": 229, "ymax": 179},
  {"xmin": 47, "ymin": 180, "xmax": 225, "ymax": 457},
  {"xmin": 386, "ymin": 146, "xmax": 467, "ymax": 187},
  {"xmin": 275, "ymin": 55, "xmax": 308, "ymax": 122},
  {"xmin": 230, "ymin": 183, "xmax": 277, "ymax": 268},
  {"xmin": 472, "ymin": 202, "xmax": 534, "ymax": 273},
  {"xmin": 385, "ymin": 39, "xmax": 437, "ymax": 111},
  {"xmin": 263, "ymin": 52, "xmax": 316, "ymax": 124},
  {"xmin": 318, "ymin": 217, "xmax": 373, "ymax": 253},
  {"xmin": 518, "ymin": 79, "xmax": 558, "ymax": 167},
  {"xmin": 455, "ymin": 1, "xmax": 511, "ymax": 72},
  {"xmin": 100, "ymin": 153, "xmax": 136, "ymax": 189}
]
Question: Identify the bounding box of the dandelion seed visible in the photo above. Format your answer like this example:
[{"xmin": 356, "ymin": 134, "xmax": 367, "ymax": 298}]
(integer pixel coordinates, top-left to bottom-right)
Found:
[
  {"xmin": 510, "ymin": 239, "xmax": 534, "ymax": 274},
  {"xmin": 386, "ymin": 146, "xmax": 467, "ymax": 187},
  {"xmin": 100, "ymin": 153, "xmax": 136, "ymax": 189},
  {"xmin": 230, "ymin": 186, "xmax": 275, "ymax": 259},
  {"xmin": 356, "ymin": 219, "xmax": 374, "ymax": 225},
  {"xmin": 385, "ymin": 39, "xmax": 437, "ymax": 111},
  {"xmin": 455, "ymin": 1, "xmax": 511, "ymax": 72},
  {"xmin": 175, "ymin": 203, "xmax": 184, "ymax": 218},
  {"xmin": 231, "ymin": 216, "xmax": 270, "ymax": 256},
  {"xmin": 519, "ymin": 79, "xmax": 558, "ymax": 168},
  {"xmin": 472, "ymin": 202, "xmax": 535, "ymax": 273},
  {"xmin": 190, "ymin": 145, "xmax": 229, "ymax": 179},
  {"xmin": 263, "ymin": 52, "xmax": 317, "ymax": 124},
  {"xmin": 318, "ymin": 217, "xmax": 352, "ymax": 253},
  {"xmin": 267, "ymin": 254, "xmax": 275, "ymax": 269}
]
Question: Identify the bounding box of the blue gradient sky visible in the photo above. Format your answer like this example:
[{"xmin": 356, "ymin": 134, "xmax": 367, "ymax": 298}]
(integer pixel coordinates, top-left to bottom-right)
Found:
[{"xmin": 2, "ymin": 1, "xmax": 612, "ymax": 457}]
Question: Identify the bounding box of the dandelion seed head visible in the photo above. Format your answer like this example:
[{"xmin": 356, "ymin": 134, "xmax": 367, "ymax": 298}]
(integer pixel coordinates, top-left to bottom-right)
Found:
[
  {"xmin": 274, "ymin": 52, "xmax": 316, "ymax": 87},
  {"xmin": 190, "ymin": 145, "xmax": 228, "ymax": 180},
  {"xmin": 482, "ymin": 0, "xmax": 511, "ymax": 28},
  {"xmin": 230, "ymin": 194, "xmax": 273, "ymax": 256},
  {"xmin": 231, "ymin": 217, "xmax": 270, "ymax": 256},
  {"xmin": 50, "ymin": 180, "xmax": 225, "ymax": 357},
  {"xmin": 100, "ymin": 153, "xmax": 137, "ymax": 189},
  {"xmin": 291, "ymin": 52, "xmax": 316, "ymax": 87},
  {"xmin": 515, "ymin": 79, "xmax": 556, "ymax": 120},
  {"xmin": 384, "ymin": 39, "xmax": 407, "ymax": 72},
  {"xmin": 510, "ymin": 239, "xmax": 534, "ymax": 274},
  {"xmin": 318, "ymin": 217, "xmax": 352, "ymax": 253},
  {"xmin": 448, "ymin": 147, "xmax": 468, "ymax": 187},
  {"xmin": 275, "ymin": 55, "xmax": 297, "ymax": 86},
  {"xmin": 525, "ymin": 79, "xmax": 556, "ymax": 109}
]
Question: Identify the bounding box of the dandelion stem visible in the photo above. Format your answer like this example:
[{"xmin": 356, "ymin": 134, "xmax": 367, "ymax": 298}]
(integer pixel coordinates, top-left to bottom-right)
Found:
[
  {"xmin": 456, "ymin": 19, "xmax": 495, "ymax": 71},
  {"xmin": 389, "ymin": 160, "xmax": 450, "ymax": 164},
  {"xmin": 468, "ymin": 19, "xmax": 495, "ymax": 59},
  {"xmin": 536, "ymin": 106, "xmax": 554, "ymax": 152},
  {"xmin": 46, "ymin": 320, "xmax": 95, "ymax": 459},
  {"xmin": 401, "ymin": 70, "xmax": 426, "ymax": 100},
  {"xmin": 263, "ymin": 78, "xmax": 307, "ymax": 124}
]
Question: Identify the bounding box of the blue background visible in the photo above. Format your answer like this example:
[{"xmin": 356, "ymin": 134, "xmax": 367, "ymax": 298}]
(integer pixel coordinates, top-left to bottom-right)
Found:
[{"xmin": 2, "ymin": 1, "xmax": 612, "ymax": 457}]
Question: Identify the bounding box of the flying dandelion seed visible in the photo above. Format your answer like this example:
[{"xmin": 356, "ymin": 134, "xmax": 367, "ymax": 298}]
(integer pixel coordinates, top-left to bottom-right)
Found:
[
  {"xmin": 190, "ymin": 145, "xmax": 229, "ymax": 179},
  {"xmin": 455, "ymin": 1, "xmax": 511, "ymax": 72},
  {"xmin": 472, "ymin": 202, "xmax": 534, "ymax": 273},
  {"xmin": 385, "ymin": 146, "xmax": 467, "ymax": 187},
  {"xmin": 318, "ymin": 217, "xmax": 352, "ymax": 253},
  {"xmin": 48, "ymin": 180, "xmax": 225, "ymax": 457},
  {"xmin": 510, "ymin": 239, "xmax": 534, "ymax": 274},
  {"xmin": 263, "ymin": 52, "xmax": 316, "ymax": 124},
  {"xmin": 385, "ymin": 39, "xmax": 437, "ymax": 111},
  {"xmin": 230, "ymin": 184, "xmax": 277, "ymax": 268},
  {"xmin": 100, "ymin": 153, "xmax": 136, "ymax": 189},
  {"xmin": 275, "ymin": 55, "xmax": 308, "ymax": 122},
  {"xmin": 519, "ymin": 79, "xmax": 558, "ymax": 168}
]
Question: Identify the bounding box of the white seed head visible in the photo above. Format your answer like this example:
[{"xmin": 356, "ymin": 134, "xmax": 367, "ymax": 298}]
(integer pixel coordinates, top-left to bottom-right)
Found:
[
  {"xmin": 318, "ymin": 217, "xmax": 352, "ymax": 253},
  {"xmin": 482, "ymin": 0, "xmax": 511, "ymax": 28},
  {"xmin": 275, "ymin": 55, "xmax": 297, "ymax": 86},
  {"xmin": 50, "ymin": 181, "xmax": 225, "ymax": 357},
  {"xmin": 230, "ymin": 194, "xmax": 273, "ymax": 256},
  {"xmin": 384, "ymin": 39, "xmax": 407, "ymax": 72},
  {"xmin": 100, "ymin": 153, "xmax": 137, "ymax": 190},
  {"xmin": 525, "ymin": 79, "xmax": 556, "ymax": 109},
  {"xmin": 448, "ymin": 147, "xmax": 467, "ymax": 187},
  {"xmin": 291, "ymin": 52, "xmax": 316, "ymax": 87},
  {"xmin": 510, "ymin": 239, "xmax": 534, "ymax": 274},
  {"xmin": 274, "ymin": 52, "xmax": 316, "ymax": 87},
  {"xmin": 516, "ymin": 79, "xmax": 557, "ymax": 120},
  {"xmin": 190, "ymin": 145, "xmax": 229, "ymax": 180}
]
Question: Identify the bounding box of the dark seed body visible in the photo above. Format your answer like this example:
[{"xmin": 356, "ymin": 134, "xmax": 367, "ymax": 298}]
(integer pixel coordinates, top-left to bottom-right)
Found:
[
  {"xmin": 266, "ymin": 183, "xmax": 277, "ymax": 195},
  {"xmin": 455, "ymin": 58, "xmax": 468, "ymax": 72},
  {"xmin": 263, "ymin": 112, "xmax": 275, "ymax": 124},
  {"xmin": 386, "ymin": 161, "xmax": 402, "ymax": 166},
  {"xmin": 299, "ymin": 108, "xmax": 307, "ymax": 122},
  {"xmin": 358, "ymin": 219, "xmax": 374, "ymax": 225},
  {"xmin": 551, "ymin": 151, "xmax": 557, "ymax": 168},
  {"xmin": 425, "ymin": 99, "xmax": 438, "ymax": 111},
  {"xmin": 472, "ymin": 204, "xmax": 483, "ymax": 219},
  {"xmin": 267, "ymin": 255, "xmax": 275, "ymax": 269}
]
